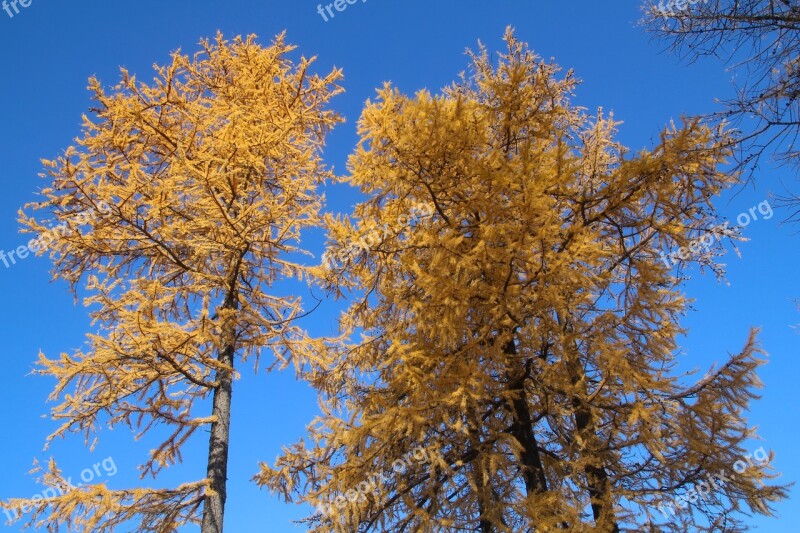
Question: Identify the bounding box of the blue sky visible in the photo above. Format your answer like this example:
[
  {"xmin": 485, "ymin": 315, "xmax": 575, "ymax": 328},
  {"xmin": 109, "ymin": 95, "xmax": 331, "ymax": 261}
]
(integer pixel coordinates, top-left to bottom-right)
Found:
[{"xmin": 0, "ymin": 1, "xmax": 797, "ymax": 531}]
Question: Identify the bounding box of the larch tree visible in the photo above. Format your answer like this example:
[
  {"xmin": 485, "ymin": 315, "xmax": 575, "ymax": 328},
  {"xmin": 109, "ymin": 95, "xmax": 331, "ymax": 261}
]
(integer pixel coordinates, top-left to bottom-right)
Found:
[
  {"xmin": 642, "ymin": 0, "xmax": 800, "ymax": 184},
  {"xmin": 259, "ymin": 29, "xmax": 788, "ymax": 532},
  {"xmin": 3, "ymin": 33, "xmax": 342, "ymax": 532}
]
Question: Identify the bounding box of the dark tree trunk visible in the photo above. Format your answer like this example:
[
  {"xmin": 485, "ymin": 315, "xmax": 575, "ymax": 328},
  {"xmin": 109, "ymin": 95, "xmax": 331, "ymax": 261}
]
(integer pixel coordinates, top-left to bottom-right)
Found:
[
  {"xmin": 564, "ymin": 341, "xmax": 619, "ymax": 532},
  {"xmin": 467, "ymin": 410, "xmax": 496, "ymax": 533},
  {"xmin": 201, "ymin": 339, "xmax": 234, "ymax": 533},
  {"xmin": 474, "ymin": 460, "xmax": 494, "ymax": 533},
  {"xmin": 556, "ymin": 312, "xmax": 619, "ymax": 532},
  {"xmin": 572, "ymin": 397, "xmax": 619, "ymax": 533},
  {"xmin": 503, "ymin": 339, "xmax": 549, "ymax": 495},
  {"xmin": 201, "ymin": 275, "xmax": 241, "ymax": 533}
]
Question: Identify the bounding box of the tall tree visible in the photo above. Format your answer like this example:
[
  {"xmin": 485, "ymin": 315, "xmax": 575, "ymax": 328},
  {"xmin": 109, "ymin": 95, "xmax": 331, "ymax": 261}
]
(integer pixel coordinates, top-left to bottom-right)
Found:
[
  {"xmin": 3, "ymin": 33, "xmax": 341, "ymax": 532},
  {"xmin": 642, "ymin": 0, "xmax": 800, "ymax": 183},
  {"xmin": 259, "ymin": 29, "xmax": 788, "ymax": 532}
]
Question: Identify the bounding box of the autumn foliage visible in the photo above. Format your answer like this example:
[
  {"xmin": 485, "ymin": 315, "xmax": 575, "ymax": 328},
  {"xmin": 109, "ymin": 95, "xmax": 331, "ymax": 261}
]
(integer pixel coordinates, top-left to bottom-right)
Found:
[
  {"xmin": 3, "ymin": 28, "xmax": 788, "ymax": 533},
  {"xmin": 258, "ymin": 29, "xmax": 788, "ymax": 532},
  {"xmin": 5, "ymin": 33, "xmax": 341, "ymax": 532}
]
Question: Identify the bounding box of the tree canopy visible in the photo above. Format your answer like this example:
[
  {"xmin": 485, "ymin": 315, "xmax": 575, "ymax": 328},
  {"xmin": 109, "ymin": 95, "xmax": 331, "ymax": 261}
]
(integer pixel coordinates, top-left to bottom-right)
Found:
[
  {"xmin": 259, "ymin": 29, "xmax": 788, "ymax": 532},
  {"xmin": 5, "ymin": 32, "xmax": 342, "ymax": 533}
]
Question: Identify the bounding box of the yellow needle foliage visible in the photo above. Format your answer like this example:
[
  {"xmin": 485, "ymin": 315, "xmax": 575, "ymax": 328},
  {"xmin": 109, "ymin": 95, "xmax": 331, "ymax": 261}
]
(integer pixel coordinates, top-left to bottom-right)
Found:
[
  {"xmin": 5, "ymin": 33, "xmax": 342, "ymax": 532},
  {"xmin": 258, "ymin": 29, "xmax": 788, "ymax": 532}
]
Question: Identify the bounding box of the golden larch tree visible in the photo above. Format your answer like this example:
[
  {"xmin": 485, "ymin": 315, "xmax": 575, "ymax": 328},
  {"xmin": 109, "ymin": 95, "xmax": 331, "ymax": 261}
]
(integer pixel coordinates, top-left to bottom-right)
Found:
[
  {"xmin": 3, "ymin": 33, "xmax": 341, "ymax": 533},
  {"xmin": 258, "ymin": 29, "xmax": 788, "ymax": 532}
]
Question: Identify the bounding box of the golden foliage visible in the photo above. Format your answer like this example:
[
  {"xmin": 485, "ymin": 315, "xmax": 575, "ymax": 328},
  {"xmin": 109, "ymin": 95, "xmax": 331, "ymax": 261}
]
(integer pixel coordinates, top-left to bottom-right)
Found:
[
  {"xmin": 258, "ymin": 28, "xmax": 788, "ymax": 532},
  {"xmin": 6, "ymin": 32, "xmax": 342, "ymax": 531}
]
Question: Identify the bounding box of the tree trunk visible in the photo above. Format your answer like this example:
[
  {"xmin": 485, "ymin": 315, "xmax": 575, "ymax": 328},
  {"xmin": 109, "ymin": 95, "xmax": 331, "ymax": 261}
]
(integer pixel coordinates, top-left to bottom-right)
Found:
[
  {"xmin": 201, "ymin": 343, "xmax": 234, "ymax": 532},
  {"xmin": 201, "ymin": 286, "xmax": 239, "ymax": 533},
  {"xmin": 473, "ymin": 451, "xmax": 494, "ymax": 533},
  {"xmin": 503, "ymin": 339, "xmax": 549, "ymax": 495},
  {"xmin": 563, "ymin": 342, "xmax": 619, "ymax": 532},
  {"xmin": 466, "ymin": 406, "xmax": 496, "ymax": 533},
  {"xmin": 572, "ymin": 396, "xmax": 619, "ymax": 533},
  {"xmin": 555, "ymin": 312, "xmax": 619, "ymax": 532}
]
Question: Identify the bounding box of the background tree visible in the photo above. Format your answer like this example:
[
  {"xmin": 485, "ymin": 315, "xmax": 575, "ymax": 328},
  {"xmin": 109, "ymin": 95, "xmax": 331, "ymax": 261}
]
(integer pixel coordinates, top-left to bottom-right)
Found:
[
  {"xmin": 642, "ymin": 0, "xmax": 800, "ymax": 198},
  {"xmin": 2, "ymin": 33, "xmax": 341, "ymax": 533},
  {"xmin": 258, "ymin": 29, "xmax": 788, "ymax": 532}
]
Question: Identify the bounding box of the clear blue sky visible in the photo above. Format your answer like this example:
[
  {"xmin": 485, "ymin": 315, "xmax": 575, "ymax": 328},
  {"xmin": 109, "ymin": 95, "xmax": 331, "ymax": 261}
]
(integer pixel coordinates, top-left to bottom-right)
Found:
[{"xmin": 0, "ymin": 1, "xmax": 797, "ymax": 531}]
